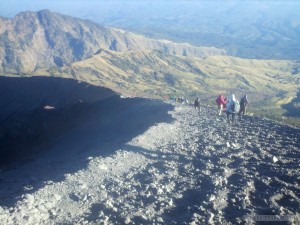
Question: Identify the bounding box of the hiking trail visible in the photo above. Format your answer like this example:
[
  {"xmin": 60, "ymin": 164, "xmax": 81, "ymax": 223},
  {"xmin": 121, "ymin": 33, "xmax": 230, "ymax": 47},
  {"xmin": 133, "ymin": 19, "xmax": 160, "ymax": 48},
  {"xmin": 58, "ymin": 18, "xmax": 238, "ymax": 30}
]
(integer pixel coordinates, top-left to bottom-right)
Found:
[{"xmin": 0, "ymin": 103, "xmax": 299, "ymax": 224}]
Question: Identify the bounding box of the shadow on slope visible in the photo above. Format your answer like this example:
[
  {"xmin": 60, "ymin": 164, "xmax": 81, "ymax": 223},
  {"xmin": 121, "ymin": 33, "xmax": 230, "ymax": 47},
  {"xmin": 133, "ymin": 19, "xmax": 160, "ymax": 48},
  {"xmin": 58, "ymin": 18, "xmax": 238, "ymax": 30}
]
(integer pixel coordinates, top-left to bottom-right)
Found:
[
  {"xmin": 0, "ymin": 76, "xmax": 115, "ymax": 166},
  {"xmin": 0, "ymin": 76, "xmax": 174, "ymax": 207}
]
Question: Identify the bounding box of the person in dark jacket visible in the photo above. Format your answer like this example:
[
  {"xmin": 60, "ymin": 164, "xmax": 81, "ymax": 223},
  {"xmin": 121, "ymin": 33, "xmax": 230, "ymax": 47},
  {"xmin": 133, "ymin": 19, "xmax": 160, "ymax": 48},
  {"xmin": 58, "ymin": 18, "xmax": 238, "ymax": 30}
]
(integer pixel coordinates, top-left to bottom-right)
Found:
[
  {"xmin": 238, "ymin": 95, "xmax": 249, "ymax": 116},
  {"xmin": 194, "ymin": 97, "xmax": 201, "ymax": 113}
]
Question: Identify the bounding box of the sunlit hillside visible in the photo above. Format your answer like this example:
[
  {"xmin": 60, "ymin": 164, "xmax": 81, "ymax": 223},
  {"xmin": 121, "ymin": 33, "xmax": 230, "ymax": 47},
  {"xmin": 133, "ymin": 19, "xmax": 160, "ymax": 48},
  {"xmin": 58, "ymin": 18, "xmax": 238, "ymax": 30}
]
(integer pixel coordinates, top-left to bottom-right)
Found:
[{"xmin": 32, "ymin": 48, "xmax": 300, "ymax": 125}]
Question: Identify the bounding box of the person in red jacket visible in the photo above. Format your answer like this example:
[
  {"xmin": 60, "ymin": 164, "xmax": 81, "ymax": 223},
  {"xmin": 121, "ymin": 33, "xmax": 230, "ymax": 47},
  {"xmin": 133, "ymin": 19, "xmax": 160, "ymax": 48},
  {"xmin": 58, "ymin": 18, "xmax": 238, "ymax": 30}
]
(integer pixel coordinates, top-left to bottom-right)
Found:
[{"xmin": 216, "ymin": 94, "xmax": 226, "ymax": 116}]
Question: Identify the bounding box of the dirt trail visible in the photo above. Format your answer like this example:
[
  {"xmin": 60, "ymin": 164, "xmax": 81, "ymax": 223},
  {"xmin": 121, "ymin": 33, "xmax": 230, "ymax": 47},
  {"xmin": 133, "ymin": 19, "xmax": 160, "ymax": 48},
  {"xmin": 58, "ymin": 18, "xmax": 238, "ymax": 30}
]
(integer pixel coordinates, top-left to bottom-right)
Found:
[{"xmin": 0, "ymin": 103, "xmax": 299, "ymax": 225}]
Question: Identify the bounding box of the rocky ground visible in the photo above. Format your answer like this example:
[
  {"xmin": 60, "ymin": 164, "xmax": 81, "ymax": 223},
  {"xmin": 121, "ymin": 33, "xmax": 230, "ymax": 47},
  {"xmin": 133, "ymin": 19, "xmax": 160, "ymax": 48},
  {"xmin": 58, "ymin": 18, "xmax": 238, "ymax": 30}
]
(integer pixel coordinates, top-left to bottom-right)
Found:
[{"xmin": 0, "ymin": 102, "xmax": 299, "ymax": 225}]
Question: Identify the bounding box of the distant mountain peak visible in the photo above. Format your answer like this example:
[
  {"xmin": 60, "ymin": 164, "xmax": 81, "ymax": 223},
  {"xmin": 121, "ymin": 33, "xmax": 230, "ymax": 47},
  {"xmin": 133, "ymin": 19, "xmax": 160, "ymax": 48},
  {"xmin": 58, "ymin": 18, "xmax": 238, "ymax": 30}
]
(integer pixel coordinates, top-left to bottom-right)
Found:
[{"xmin": 0, "ymin": 10, "xmax": 226, "ymax": 74}]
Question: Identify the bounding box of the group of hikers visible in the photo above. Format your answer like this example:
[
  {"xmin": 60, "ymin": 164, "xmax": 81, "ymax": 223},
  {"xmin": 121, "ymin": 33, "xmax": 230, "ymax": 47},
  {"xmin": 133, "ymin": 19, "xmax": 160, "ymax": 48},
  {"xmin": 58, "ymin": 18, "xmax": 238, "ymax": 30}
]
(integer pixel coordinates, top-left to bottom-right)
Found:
[
  {"xmin": 193, "ymin": 94, "xmax": 249, "ymax": 123},
  {"xmin": 215, "ymin": 93, "xmax": 249, "ymax": 123},
  {"xmin": 175, "ymin": 96, "xmax": 189, "ymax": 104}
]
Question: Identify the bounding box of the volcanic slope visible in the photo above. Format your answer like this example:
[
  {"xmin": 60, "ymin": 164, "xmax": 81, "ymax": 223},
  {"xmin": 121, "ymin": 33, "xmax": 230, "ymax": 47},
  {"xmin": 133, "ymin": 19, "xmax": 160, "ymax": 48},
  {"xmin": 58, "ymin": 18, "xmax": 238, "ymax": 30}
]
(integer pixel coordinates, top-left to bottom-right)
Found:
[{"xmin": 0, "ymin": 102, "xmax": 299, "ymax": 224}]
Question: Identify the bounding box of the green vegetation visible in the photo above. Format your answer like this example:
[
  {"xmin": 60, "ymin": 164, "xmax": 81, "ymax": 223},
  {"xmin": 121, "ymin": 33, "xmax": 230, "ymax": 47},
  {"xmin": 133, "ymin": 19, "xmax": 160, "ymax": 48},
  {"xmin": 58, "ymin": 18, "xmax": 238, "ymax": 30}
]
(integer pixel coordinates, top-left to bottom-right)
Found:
[{"xmin": 32, "ymin": 49, "xmax": 300, "ymax": 127}]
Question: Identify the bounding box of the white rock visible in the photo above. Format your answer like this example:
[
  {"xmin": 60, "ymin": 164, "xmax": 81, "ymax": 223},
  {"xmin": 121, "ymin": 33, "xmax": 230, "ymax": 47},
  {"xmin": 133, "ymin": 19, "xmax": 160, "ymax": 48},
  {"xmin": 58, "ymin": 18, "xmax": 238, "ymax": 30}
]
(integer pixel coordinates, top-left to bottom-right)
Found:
[
  {"xmin": 81, "ymin": 183, "xmax": 88, "ymax": 189},
  {"xmin": 40, "ymin": 212, "xmax": 49, "ymax": 220},
  {"xmin": 106, "ymin": 200, "xmax": 113, "ymax": 208},
  {"xmin": 272, "ymin": 156, "xmax": 279, "ymax": 163},
  {"xmin": 25, "ymin": 194, "xmax": 35, "ymax": 203},
  {"xmin": 157, "ymin": 188, "xmax": 164, "ymax": 195},
  {"xmin": 99, "ymin": 211, "xmax": 104, "ymax": 217},
  {"xmin": 226, "ymin": 142, "xmax": 230, "ymax": 147},
  {"xmin": 99, "ymin": 165, "xmax": 108, "ymax": 170},
  {"xmin": 50, "ymin": 209, "xmax": 57, "ymax": 217},
  {"xmin": 193, "ymin": 213, "xmax": 201, "ymax": 218},
  {"xmin": 46, "ymin": 181, "xmax": 54, "ymax": 185},
  {"xmin": 37, "ymin": 205, "xmax": 48, "ymax": 212},
  {"xmin": 100, "ymin": 216, "xmax": 110, "ymax": 224},
  {"xmin": 209, "ymin": 195, "xmax": 216, "ymax": 202},
  {"xmin": 157, "ymin": 217, "xmax": 164, "ymax": 222},
  {"xmin": 214, "ymin": 180, "xmax": 220, "ymax": 186},
  {"xmin": 53, "ymin": 194, "xmax": 62, "ymax": 201},
  {"xmin": 124, "ymin": 216, "xmax": 131, "ymax": 224},
  {"xmin": 44, "ymin": 202, "xmax": 55, "ymax": 210},
  {"xmin": 231, "ymin": 143, "xmax": 237, "ymax": 148},
  {"xmin": 208, "ymin": 212, "xmax": 214, "ymax": 223},
  {"xmin": 83, "ymin": 195, "xmax": 88, "ymax": 201},
  {"xmin": 141, "ymin": 215, "xmax": 148, "ymax": 220}
]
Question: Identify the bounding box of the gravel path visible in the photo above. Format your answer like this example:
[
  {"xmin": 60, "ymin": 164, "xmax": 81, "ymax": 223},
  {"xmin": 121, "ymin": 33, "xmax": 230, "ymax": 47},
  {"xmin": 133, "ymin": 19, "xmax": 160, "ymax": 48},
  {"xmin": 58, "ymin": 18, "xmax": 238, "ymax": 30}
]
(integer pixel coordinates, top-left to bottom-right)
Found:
[{"xmin": 0, "ymin": 102, "xmax": 299, "ymax": 225}]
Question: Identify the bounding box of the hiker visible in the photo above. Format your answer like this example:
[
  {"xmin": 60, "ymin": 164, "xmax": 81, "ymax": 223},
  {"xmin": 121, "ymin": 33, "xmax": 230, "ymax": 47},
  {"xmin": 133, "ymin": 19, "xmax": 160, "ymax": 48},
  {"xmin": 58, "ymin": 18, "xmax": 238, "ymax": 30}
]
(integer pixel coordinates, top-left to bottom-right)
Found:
[
  {"xmin": 194, "ymin": 97, "xmax": 201, "ymax": 113},
  {"xmin": 239, "ymin": 95, "xmax": 249, "ymax": 116},
  {"xmin": 223, "ymin": 97, "xmax": 228, "ymax": 112},
  {"xmin": 216, "ymin": 94, "xmax": 226, "ymax": 115},
  {"xmin": 226, "ymin": 94, "xmax": 240, "ymax": 123},
  {"xmin": 176, "ymin": 96, "xmax": 185, "ymax": 104}
]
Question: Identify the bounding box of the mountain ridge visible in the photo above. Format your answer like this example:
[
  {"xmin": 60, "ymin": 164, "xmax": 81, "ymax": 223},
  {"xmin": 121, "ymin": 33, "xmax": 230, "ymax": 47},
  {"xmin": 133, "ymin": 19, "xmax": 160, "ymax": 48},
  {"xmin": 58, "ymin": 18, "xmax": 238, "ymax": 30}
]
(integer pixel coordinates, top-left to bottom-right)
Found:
[{"xmin": 0, "ymin": 10, "xmax": 226, "ymax": 74}]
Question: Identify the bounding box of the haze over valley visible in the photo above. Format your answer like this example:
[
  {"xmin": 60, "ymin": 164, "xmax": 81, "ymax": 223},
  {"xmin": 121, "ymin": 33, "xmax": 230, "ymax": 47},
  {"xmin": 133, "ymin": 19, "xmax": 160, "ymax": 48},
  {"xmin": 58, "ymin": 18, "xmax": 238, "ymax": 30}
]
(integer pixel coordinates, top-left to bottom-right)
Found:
[{"xmin": 1, "ymin": 0, "xmax": 300, "ymax": 60}]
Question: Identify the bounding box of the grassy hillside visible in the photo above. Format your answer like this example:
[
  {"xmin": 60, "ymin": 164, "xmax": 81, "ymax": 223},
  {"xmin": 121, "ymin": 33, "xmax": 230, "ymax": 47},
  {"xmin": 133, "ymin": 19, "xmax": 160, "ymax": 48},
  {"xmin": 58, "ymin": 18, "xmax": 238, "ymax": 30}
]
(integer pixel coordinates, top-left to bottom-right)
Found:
[{"xmin": 31, "ymin": 49, "xmax": 300, "ymax": 126}]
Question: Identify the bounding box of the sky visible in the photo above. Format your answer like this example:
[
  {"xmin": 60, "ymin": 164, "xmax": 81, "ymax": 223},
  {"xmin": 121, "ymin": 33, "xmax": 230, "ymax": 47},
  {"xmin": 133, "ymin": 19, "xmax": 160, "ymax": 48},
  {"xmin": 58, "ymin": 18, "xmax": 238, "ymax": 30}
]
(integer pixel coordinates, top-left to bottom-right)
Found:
[{"xmin": 1, "ymin": 0, "xmax": 299, "ymax": 20}]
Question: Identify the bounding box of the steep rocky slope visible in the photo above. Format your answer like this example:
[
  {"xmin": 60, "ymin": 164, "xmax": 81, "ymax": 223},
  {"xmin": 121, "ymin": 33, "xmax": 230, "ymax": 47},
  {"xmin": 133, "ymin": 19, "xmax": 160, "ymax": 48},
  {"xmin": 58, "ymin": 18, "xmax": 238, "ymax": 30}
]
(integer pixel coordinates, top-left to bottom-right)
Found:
[
  {"xmin": 0, "ymin": 10, "xmax": 225, "ymax": 74},
  {"xmin": 0, "ymin": 103, "xmax": 299, "ymax": 224}
]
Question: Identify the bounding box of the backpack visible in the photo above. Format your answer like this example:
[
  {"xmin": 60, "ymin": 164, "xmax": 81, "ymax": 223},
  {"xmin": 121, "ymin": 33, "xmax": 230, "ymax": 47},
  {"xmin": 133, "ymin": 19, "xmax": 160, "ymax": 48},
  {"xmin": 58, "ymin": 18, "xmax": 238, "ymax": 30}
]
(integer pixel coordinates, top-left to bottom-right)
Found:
[{"xmin": 231, "ymin": 101, "xmax": 236, "ymax": 112}]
